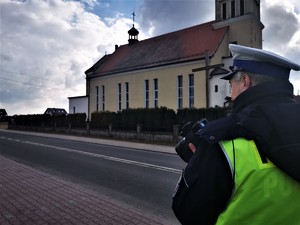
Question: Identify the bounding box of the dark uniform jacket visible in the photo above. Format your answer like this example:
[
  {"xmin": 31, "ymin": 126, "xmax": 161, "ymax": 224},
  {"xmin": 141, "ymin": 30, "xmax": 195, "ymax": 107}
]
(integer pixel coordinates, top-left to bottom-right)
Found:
[{"xmin": 172, "ymin": 80, "xmax": 300, "ymax": 225}]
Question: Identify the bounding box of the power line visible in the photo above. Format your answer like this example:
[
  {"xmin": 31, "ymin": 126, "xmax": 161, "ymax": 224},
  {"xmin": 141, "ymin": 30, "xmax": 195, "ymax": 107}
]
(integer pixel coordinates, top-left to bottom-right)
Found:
[
  {"xmin": 0, "ymin": 76, "xmax": 52, "ymax": 89},
  {"xmin": 0, "ymin": 68, "xmax": 53, "ymax": 82}
]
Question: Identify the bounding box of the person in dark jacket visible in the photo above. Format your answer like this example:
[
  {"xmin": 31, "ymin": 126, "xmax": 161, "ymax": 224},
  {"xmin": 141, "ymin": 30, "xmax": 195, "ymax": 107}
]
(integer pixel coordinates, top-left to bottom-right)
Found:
[{"xmin": 172, "ymin": 44, "xmax": 300, "ymax": 225}]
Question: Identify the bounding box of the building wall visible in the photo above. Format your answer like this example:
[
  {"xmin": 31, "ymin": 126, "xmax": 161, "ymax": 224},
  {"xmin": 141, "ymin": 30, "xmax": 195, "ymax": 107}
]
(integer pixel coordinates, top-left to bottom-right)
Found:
[
  {"xmin": 69, "ymin": 96, "xmax": 88, "ymax": 116},
  {"xmin": 89, "ymin": 61, "xmax": 207, "ymax": 116},
  {"xmin": 214, "ymin": 14, "xmax": 263, "ymax": 49},
  {"xmin": 88, "ymin": 28, "xmax": 235, "ymax": 114},
  {"xmin": 228, "ymin": 16, "xmax": 262, "ymax": 48},
  {"xmin": 210, "ymin": 57, "xmax": 234, "ymax": 107},
  {"xmin": 209, "ymin": 34, "xmax": 230, "ymax": 107}
]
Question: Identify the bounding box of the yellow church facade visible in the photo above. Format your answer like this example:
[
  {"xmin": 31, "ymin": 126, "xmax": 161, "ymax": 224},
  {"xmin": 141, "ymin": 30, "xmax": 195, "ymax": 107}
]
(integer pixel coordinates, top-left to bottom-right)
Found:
[{"xmin": 89, "ymin": 61, "xmax": 207, "ymax": 111}]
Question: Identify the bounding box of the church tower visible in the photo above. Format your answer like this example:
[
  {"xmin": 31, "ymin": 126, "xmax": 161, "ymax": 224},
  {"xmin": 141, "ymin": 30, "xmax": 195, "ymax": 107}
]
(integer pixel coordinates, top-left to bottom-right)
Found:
[
  {"xmin": 213, "ymin": 0, "xmax": 264, "ymax": 49},
  {"xmin": 128, "ymin": 12, "xmax": 139, "ymax": 44}
]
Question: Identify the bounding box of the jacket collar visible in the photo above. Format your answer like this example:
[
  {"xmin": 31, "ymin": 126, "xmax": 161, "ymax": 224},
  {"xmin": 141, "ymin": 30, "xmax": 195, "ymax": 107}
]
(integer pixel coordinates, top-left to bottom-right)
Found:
[{"xmin": 232, "ymin": 80, "xmax": 294, "ymax": 114}]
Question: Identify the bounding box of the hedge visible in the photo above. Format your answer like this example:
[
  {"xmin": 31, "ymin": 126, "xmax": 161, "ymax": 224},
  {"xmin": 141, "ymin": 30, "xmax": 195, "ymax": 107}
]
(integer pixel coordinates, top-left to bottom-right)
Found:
[
  {"xmin": 91, "ymin": 111, "xmax": 121, "ymax": 129},
  {"xmin": 12, "ymin": 107, "xmax": 228, "ymax": 132},
  {"xmin": 12, "ymin": 113, "xmax": 86, "ymax": 128},
  {"xmin": 68, "ymin": 113, "xmax": 86, "ymax": 128},
  {"xmin": 13, "ymin": 114, "xmax": 51, "ymax": 126},
  {"xmin": 120, "ymin": 107, "xmax": 176, "ymax": 132}
]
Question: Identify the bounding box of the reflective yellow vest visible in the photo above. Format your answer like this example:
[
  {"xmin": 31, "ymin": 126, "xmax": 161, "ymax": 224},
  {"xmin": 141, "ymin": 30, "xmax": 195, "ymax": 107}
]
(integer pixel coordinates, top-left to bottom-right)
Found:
[{"xmin": 216, "ymin": 138, "xmax": 300, "ymax": 225}]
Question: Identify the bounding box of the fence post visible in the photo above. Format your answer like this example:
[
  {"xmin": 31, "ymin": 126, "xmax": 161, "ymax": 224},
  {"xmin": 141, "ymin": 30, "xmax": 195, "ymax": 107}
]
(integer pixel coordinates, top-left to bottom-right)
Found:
[
  {"xmin": 68, "ymin": 122, "xmax": 72, "ymax": 134},
  {"xmin": 108, "ymin": 124, "xmax": 113, "ymax": 136},
  {"xmin": 137, "ymin": 124, "xmax": 142, "ymax": 139},
  {"xmin": 86, "ymin": 120, "xmax": 90, "ymax": 135},
  {"xmin": 173, "ymin": 124, "xmax": 180, "ymax": 142}
]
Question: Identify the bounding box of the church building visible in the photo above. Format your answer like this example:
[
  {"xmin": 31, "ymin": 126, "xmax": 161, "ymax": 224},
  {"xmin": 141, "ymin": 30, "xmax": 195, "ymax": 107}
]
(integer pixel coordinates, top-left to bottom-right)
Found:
[{"xmin": 83, "ymin": 0, "xmax": 264, "ymax": 118}]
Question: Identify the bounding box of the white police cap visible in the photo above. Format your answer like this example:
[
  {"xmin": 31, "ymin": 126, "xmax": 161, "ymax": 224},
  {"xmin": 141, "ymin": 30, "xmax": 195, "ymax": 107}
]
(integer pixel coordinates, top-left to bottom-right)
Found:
[{"xmin": 221, "ymin": 44, "xmax": 300, "ymax": 80}]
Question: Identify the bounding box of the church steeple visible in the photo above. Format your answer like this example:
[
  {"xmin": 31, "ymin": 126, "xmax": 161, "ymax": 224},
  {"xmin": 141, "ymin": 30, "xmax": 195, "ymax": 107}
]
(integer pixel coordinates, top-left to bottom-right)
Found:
[
  {"xmin": 215, "ymin": 0, "xmax": 261, "ymax": 22},
  {"xmin": 213, "ymin": 0, "xmax": 264, "ymax": 49},
  {"xmin": 128, "ymin": 12, "xmax": 139, "ymax": 44}
]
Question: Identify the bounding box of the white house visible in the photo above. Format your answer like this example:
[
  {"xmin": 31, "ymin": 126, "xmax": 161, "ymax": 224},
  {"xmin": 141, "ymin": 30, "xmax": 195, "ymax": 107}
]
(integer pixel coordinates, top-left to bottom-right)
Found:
[{"xmin": 68, "ymin": 96, "xmax": 88, "ymax": 116}]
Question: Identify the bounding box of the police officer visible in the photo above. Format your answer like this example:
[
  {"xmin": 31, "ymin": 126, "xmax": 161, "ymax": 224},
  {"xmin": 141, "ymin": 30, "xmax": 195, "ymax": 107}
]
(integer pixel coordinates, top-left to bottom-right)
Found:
[{"xmin": 172, "ymin": 44, "xmax": 300, "ymax": 225}]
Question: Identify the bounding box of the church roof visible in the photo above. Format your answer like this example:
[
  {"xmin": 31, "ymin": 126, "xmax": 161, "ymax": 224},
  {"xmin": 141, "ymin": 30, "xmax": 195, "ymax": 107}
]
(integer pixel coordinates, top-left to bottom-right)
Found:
[{"xmin": 86, "ymin": 21, "xmax": 228, "ymax": 78}]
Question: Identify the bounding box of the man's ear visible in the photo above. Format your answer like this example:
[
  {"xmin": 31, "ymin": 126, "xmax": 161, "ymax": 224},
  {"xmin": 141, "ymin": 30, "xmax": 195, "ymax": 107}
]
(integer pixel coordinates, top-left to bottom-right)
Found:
[{"xmin": 242, "ymin": 73, "xmax": 252, "ymax": 89}]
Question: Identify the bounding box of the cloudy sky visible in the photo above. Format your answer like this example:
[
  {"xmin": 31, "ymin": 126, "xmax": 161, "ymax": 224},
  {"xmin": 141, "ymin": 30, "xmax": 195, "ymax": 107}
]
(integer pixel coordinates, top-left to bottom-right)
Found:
[{"xmin": 1, "ymin": 0, "xmax": 299, "ymax": 115}]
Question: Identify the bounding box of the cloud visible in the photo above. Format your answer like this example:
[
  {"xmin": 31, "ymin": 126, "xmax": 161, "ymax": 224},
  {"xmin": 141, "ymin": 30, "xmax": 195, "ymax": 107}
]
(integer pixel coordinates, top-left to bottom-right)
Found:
[
  {"xmin": 0, "ymin": 0, "xmax": 133, "ymax": 115},
  {"xmin": 261, "ymin": 0, "xmax": 300, "ymax": 54},
  {"xmin": 261, "ymin": 0, "xmax": 300, "ymax": 93}
]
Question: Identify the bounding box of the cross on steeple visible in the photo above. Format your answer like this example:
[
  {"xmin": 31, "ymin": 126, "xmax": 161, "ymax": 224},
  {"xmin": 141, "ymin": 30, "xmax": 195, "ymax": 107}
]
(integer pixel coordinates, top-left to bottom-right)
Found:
[{"xmin": 132, "ymin": 12, "xmax": 135, "ymax": 25}]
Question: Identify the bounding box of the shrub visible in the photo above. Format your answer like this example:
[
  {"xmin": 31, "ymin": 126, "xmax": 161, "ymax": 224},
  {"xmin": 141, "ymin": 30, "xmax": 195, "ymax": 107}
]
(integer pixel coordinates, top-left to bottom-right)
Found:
[
  {"xmin": 68, "ymin": 113, "xmax": 86, "ymax": 128},
  {"xmin": 91, "ymin": 111, "xmax": 120, "ymax": 129}
]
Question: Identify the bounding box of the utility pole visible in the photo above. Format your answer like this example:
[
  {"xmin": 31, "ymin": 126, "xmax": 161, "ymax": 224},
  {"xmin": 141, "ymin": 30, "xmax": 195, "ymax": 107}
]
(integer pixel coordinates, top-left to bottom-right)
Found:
[{"xmin": 205, "ymin": 51, "xmax": 209, "ymax": 108}]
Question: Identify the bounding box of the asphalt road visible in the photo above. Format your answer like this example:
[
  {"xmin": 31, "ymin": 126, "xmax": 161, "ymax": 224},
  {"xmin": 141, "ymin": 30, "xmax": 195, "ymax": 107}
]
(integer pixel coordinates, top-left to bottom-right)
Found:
[{"xmin": 0, "ymin": 129, "xmax": 185, "ymax": 224}]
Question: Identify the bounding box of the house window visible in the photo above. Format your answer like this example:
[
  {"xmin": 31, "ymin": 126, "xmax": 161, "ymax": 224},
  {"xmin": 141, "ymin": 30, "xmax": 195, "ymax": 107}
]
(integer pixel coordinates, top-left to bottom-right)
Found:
[
  {"xmin": 125, "ymin": 82, "xmax": 129, "ymax": 109},
  {"xmin": 222, "ymin": 2, "xmax": 227, "ymax": 20},
  {"xmin": 215, "ymin": 85, "xmax": 219, "ymax": 93},
  {"xmin": 118, "ymin": 83, "xmax": 121, "ymax": 111},
  {"xmin": 145, "ymin": 80, "xmax": 149, "ymax": 108},
  {"xmin": 154, "ymin": 78, "xmax": 158, "ymax": 108},
  {"xmin": 101, "ymin": 85, "xmax": 105, "ymax": 111},
  {"xmin": 240, "ymin": 0, "xmax": 244, "ymax": 15},
  {"xmin": 73, "ymin": 106, "xmax": 76, "ymax": 114},
  {"xmin": 95, "ymin": 86, "xmax": 99, "ymax": 111},
  {"xmin": 177, "ymin": 75, "xmax": 183, "ymax": 109},
  {"xmin": 231, "ymin": 0, "xmax": 235, "ymax": 18},
  {"xmin": 188, "ymin": 74, "xmax": 194, "ymax": 108}
]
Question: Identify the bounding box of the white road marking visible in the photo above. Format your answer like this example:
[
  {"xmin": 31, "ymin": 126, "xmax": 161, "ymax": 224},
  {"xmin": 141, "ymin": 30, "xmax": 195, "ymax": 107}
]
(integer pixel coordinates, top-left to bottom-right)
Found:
[{"xmin": 1, "ymin": 137, "xmax": 181, "ymax": 174}]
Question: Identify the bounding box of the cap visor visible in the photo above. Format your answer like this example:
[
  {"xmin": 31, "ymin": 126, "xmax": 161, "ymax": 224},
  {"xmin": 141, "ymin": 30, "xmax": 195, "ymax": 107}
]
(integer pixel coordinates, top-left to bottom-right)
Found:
[{"xmin": 221, "ymin": 70, "xmax": 238, "ymax": 80}]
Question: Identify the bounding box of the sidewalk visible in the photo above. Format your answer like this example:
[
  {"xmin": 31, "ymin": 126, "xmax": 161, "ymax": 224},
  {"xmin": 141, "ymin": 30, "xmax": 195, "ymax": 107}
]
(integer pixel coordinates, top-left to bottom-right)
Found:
[{"xmin": 0, "ymin": 155, "xmax": 171, "ymax": 225}]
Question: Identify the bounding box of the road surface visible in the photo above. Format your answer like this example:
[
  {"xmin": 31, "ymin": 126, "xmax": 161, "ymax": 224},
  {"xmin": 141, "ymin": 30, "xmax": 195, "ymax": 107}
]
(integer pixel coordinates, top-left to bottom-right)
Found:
[{"xmin": 0, "ymin": 129, "xmax": 186, "ymax": 224}]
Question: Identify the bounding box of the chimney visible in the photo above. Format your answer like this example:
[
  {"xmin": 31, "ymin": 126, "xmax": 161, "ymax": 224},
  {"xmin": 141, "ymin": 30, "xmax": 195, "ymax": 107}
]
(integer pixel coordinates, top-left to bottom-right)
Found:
[{"xmin": 115, "ymin": 44, "xmax": 118, "ymax": 51}]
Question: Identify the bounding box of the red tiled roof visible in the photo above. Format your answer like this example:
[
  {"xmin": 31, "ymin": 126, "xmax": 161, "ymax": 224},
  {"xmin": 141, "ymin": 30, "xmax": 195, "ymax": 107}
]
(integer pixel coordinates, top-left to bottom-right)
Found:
[{"xmin": 86, "ymin": 21, "xmax": 228, "ymax": 77}]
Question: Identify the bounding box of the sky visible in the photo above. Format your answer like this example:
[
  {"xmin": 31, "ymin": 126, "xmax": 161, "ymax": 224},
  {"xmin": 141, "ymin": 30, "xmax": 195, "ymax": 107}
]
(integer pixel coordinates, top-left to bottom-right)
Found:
[{"xmin": 0, "ymin": 0, "xmax": 300, "ymax": 115}]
